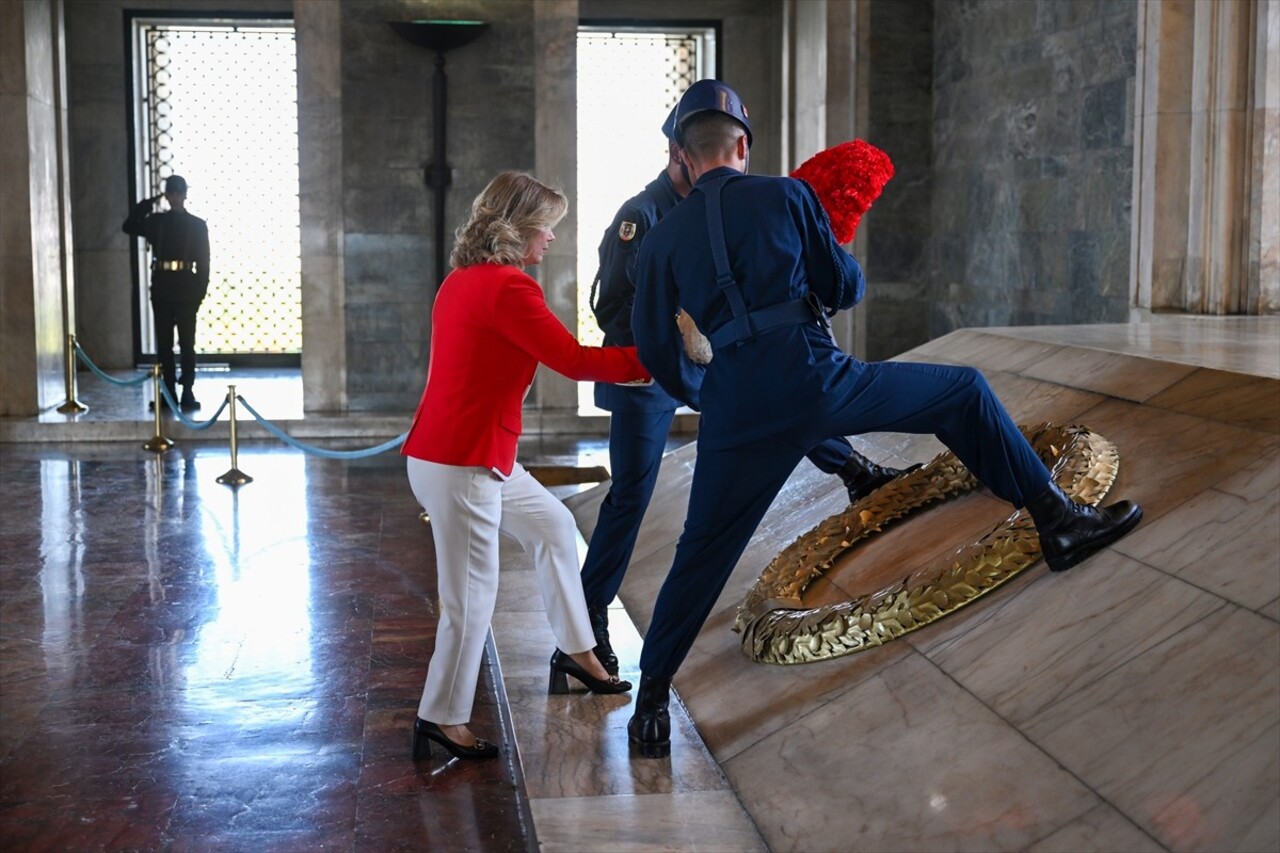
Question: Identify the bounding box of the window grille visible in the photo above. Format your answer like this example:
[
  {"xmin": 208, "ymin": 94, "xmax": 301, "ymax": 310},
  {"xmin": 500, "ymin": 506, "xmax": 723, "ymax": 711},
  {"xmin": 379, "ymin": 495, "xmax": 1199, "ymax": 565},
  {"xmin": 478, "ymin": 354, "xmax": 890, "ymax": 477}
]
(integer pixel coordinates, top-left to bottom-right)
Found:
[{"xmin": 134, "ymin": 21, "xmax": 301, "ymax": 357}]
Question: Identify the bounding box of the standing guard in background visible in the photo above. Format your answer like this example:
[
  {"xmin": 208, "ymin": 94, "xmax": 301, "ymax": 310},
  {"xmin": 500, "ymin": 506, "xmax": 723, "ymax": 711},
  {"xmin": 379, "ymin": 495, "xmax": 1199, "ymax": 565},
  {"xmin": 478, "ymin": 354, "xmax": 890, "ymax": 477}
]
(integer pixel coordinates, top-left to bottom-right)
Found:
[
  {"xmin": 123, "ymin": 174, "xmax": 210, "ymax": 412},
  {"xmin": 580, "ymin": 108, "xmax": 909, "ymax": 677},
  {"xmin": 626, "ymin": 80, "xmax": 1143, "ymax": 758}
]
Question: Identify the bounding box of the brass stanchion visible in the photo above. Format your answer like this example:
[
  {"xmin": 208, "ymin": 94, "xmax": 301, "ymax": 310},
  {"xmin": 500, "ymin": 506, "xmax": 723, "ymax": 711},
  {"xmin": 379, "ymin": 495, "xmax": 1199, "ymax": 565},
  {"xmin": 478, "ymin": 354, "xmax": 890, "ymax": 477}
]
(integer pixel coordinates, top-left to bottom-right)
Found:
[
  {"xmin": 216, "ymin": 385, "xmax": 253, "ymax": 486},
  {"xmin": 142, "ymin": 364, "xmax": 173, "ymax": 453},
  {"xmin": 56, "ymin": 334, "xmax": 88, "ymax": 414}
]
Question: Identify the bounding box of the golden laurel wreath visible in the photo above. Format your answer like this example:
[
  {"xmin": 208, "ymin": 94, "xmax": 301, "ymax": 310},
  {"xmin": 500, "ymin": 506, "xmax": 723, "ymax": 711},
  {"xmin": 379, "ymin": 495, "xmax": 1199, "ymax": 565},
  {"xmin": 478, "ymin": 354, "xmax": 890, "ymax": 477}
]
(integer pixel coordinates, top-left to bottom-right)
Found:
[{"xmin": 732, "ymin": 422, "xmax": 1120, "ymax": 665}]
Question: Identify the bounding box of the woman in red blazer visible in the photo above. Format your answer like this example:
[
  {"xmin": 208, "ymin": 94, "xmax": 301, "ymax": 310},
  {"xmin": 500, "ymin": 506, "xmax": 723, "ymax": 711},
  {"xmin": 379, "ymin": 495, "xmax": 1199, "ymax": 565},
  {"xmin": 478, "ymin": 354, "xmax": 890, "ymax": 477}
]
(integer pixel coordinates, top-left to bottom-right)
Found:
[{"xmin": 404, "ymin": 172, "xmax": 650, "ymax": 760}]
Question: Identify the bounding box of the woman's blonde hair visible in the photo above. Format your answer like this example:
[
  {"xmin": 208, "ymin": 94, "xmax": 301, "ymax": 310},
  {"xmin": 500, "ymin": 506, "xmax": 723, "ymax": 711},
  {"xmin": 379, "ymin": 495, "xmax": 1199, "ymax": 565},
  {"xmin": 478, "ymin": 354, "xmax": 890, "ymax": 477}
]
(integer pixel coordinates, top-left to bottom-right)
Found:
[{"xmin": 450, "ymin": 171, "xmax": 568, "ymax": 269}]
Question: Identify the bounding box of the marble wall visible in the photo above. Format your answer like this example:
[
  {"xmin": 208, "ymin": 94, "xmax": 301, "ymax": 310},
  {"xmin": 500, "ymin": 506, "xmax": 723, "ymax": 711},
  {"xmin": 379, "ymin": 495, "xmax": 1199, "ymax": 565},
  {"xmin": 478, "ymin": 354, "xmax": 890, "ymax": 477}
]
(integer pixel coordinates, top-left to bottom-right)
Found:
[
  {"xmin": 337, "ymin": 0, "xmax": 537, "ymax": 412},
  {"xmin": 861, "ymin": 0, "xmax": 934, "ymax": 361},
  {"xmin": 929, "ymin": 0, "xmax": 1137, "ymax": 338},
  {"xmin": 1, "ymin": 0, "xmax": 71, "ymax": 416}
]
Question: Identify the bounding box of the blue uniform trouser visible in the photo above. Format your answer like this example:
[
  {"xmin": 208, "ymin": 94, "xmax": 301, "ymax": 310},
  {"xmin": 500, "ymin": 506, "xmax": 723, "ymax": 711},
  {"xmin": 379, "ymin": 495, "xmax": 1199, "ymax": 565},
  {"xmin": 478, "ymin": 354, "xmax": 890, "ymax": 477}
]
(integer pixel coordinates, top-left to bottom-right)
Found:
[
  {"xmin": 638, "ymin": 361, "xmax": 1053, "ymax": 678},
  {"xmin": 582, "ymin": 408, "xmax": 677, "ymax": 610},
  {"xmin": 581, "ymin": 412, "xmax": 855, "ymax": 611}
]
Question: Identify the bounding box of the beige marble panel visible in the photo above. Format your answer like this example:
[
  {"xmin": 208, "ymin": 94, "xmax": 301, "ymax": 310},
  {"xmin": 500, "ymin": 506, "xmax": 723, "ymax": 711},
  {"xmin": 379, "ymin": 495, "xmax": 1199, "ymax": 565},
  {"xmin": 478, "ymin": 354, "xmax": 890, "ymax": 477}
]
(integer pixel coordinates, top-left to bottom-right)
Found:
[
  {"xmin": 984, "ymin": 318, "xmax": 1280, "ymax": 379},
  {"xmin": 530, "ymin": 790, "xmax": 765, "ymax": 852},
  {"xmin": 490, "ymin": 610, "xmax": 566, "ymax": 681},
  {"xmin": 724, "ymin": 652, "xmax": 1098, "ymax": 852},
  {"xmin": 1213, "ymin": 445, "xmax": 1280, "ymax": 501},
  {"xmin": 1027, "ymin": 802, "xmax": 1163, "ymax": 853},
  {"xmin": 676, "ymin": 603, "xmax": 912, "ymax": 762},
  {"xmin": 897, "ymin": 328, "xmax": 1063, "ymax": 375},
  {"xmin": 977, "ymin": 370, "xmax": 1107, "ymax": 427},
  {"xmin": 911, "ymin": 551, "xmax": 1224, "ymax": 726},
  {"xmin": 1062, "ymin": 398, "xmax": 1277, "ymax": 523},
  {"xmin": 1113, "ymin": 485, "xmax": 1280, "ymax": 611},
  {"xmin": 1263, "ymin": 596, "xmax": 1280, "ymax": 622},
  {"xmin": 503, "ymin": 675, "xmax": 727, "ymax": 800},
  {"xmin": 1017, "ymin": 346, "xmax": 1197, "ymax": 403},
  {"xmin": 1145, "ymin": 368, "xmax": 1280, "ymax": 434},
  {"xmin": 1022, "ymin": 606, "xmax": 1280, "ymax": 852}
]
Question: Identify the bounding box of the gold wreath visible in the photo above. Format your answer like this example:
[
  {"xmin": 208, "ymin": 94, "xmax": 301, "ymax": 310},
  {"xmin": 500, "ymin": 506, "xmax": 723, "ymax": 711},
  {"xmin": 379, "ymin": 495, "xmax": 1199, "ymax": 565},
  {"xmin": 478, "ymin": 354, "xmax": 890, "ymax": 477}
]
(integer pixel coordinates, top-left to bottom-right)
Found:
[{"xmin": 732, "ymin": 422, "xmax": 1119, "ymax": 665}]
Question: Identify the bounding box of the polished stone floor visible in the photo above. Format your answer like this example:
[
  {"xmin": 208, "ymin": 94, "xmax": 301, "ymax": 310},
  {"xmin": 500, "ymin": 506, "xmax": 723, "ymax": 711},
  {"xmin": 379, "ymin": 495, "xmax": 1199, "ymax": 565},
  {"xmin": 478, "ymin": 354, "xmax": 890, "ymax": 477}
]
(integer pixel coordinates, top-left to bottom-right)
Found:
[
  {"xmin": 2, "ymin": 316, "xmax": 1277, "ymax": 852},
  {"xmin": 0, "ymin": 443, "xmax": 539, "ymax": 851}
]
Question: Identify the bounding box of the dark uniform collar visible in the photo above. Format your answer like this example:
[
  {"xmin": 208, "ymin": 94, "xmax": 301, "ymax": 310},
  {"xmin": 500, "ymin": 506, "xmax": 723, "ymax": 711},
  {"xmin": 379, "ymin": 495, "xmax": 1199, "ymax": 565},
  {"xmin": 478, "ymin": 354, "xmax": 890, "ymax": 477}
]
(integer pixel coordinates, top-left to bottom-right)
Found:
[
  {"xmin": 647, "ymin": 169, "xmax": 682, "ymax": 208},
  {"xmin": 694, "ymin": 166, "xmax": 745, "ymax": 186}
]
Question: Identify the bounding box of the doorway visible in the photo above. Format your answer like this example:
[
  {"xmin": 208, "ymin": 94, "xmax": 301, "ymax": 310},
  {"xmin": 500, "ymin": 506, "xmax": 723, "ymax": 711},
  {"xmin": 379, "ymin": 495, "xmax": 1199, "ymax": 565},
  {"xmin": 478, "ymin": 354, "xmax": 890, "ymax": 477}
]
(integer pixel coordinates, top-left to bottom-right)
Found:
[{"xmin": 127, "ymin": 16, "xmax": 301, "ymax": 367}]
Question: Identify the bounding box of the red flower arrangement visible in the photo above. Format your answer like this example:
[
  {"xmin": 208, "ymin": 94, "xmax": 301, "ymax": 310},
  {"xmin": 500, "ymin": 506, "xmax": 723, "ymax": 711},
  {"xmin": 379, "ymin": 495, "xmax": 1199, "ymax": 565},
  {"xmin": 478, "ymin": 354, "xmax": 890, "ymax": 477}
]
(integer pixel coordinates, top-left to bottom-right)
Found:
[{"xmin": 790, "ymin": 139, "xmax": 895, "ymax": 245}]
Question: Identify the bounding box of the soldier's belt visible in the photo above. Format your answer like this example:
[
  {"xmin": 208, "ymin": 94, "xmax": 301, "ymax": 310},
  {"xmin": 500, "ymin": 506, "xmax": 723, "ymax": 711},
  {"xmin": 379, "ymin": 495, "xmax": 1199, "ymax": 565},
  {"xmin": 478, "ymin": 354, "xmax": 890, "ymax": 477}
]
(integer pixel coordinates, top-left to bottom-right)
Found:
[
  {"xmin": 706, "ymin": 298, "xmax": 815, "ymax": 349},
  {"xmin": 156, "ymin": 260, "xmax": 189, "ymax": 271}
]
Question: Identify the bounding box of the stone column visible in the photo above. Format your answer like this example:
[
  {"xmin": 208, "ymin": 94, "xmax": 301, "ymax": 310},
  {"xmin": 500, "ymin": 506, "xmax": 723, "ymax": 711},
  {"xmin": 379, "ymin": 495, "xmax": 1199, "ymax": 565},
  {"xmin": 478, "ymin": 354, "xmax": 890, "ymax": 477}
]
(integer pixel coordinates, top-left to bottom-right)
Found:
[
  {"xmin": 533, "ymin": 0, "xmax": 578, "ymax": 414},
  {"xmin": 1, "ymin": 0, "xmax": 73, "ymax": 416},
  {"xmin": 1132, "ymin": 0, "xmax": 1278, "ymax": 314},
  {"xmin": 1250, "ymin": 0, "xmax": 1279, "ymax": 312},
  {"xmin": 295, "ymin": 0, "xmax": 346, "ymax": 412}
]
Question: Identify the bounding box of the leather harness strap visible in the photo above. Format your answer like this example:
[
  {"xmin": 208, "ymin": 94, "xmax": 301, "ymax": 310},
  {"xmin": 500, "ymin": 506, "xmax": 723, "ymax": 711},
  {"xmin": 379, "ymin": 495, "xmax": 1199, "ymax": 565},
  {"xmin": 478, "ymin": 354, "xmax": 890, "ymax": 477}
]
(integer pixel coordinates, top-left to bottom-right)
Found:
[{"xmin": 698, "ymin": 174, "xmax": 814, "ymax": 351}]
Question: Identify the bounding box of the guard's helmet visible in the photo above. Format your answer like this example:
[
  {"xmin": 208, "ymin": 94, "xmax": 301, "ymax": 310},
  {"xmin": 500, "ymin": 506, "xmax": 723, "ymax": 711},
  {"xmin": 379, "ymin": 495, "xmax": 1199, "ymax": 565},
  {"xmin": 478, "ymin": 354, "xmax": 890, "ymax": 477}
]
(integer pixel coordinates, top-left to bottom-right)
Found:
[
  {"xmin": 661, "ymin": 105, "xmax": 678, "ymax": 141},
  {"xmin": 673, "ymin": 79, "xmax": 752, "ymax": 148}
]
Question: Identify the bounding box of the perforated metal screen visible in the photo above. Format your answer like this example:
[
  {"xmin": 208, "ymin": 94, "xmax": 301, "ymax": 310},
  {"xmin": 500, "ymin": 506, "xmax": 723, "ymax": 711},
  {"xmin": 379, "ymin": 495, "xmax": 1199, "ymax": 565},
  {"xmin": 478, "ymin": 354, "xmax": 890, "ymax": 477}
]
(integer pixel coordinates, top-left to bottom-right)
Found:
[{"xmin": 136, "ymin": 22, "xmax": 301, "ymax": 357}]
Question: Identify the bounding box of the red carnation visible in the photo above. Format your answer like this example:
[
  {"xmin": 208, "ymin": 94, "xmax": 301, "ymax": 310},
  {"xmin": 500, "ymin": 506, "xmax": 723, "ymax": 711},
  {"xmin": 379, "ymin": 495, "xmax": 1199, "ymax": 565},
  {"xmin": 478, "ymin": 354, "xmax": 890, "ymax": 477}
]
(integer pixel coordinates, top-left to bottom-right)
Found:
[{"xmin": 790, "ymin": 139, "xmax": 895, "ymax": 245}]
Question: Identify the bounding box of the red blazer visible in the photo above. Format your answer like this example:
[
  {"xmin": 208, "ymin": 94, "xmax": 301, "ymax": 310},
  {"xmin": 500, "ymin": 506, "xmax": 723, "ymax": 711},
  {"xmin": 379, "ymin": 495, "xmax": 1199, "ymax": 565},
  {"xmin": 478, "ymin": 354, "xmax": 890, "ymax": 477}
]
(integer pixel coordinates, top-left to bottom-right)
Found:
[{"xmin": 403, "ymin": 263, "xmax": 650, "ymax": 476}]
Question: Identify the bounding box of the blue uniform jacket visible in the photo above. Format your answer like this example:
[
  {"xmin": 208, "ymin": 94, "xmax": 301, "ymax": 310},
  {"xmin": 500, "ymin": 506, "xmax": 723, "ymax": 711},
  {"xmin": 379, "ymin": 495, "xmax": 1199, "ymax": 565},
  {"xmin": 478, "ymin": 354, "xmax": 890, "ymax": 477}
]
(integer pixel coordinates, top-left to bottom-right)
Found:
[
  {"xmin": 592, "ymin": 171, "xmax": 702, "ymax": 413},
  {"xmin": 633, "ymin": 166, "xmax": 867, "ymax": 448}
]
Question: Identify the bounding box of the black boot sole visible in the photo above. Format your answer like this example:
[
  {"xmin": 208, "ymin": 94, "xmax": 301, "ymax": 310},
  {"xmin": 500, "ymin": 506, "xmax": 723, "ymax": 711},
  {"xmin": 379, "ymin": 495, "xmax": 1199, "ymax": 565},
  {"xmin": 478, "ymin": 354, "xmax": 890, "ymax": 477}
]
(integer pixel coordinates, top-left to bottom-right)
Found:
[
  {"xmin": 629, "ymin": 737, "xmax": 671, "ymax": 759},
  {"xmin": 627, "ymin": 715, "xmax": 671, "ymax": 759},
  {"xmin": 1046, "ymin": 505, "xmax": 1143, "ymax": 572}
]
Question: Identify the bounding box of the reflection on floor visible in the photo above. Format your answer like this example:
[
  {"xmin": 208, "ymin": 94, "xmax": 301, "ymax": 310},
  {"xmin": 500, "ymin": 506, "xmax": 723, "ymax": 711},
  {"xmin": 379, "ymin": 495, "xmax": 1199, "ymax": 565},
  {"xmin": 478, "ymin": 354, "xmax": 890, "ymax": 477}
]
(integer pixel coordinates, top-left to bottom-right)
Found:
[
  {"xmin": 1, "ymin": 316, "xmax": 1277, "ymax": 852},
  {"xmin": 0, "ymin": 445, "xmax": 538, "ymax": 850}
]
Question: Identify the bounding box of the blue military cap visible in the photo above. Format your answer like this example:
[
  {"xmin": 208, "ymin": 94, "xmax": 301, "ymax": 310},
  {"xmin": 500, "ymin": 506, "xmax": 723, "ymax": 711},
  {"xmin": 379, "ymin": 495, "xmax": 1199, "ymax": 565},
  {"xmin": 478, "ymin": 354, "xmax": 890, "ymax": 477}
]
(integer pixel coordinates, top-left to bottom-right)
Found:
[
  {"xmin": 661, "ymin": 105, "xmax": 677, "ymax": 140},
  {"xmin": 673, "ymin": 79, "xmax": 752, "ymax": 148}
]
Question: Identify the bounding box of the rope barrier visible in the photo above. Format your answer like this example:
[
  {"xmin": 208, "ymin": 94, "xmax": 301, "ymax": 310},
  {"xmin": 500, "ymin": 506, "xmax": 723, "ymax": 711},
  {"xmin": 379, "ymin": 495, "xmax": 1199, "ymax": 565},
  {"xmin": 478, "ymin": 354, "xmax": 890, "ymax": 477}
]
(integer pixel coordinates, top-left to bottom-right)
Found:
[
  {"xmin": 236, "ymin": 395, "xmax": 407, "ymax": 459},
  {"xmin": 158, "ymin": 382, "xmax": 230, "ymax": 430},
  {"xmin": 68, "ymin": 338, "xmax": 408, "ymax": 466},
  {"xmin": 73, "ymin": 341, "xmax": 151, "ymax": 386}
]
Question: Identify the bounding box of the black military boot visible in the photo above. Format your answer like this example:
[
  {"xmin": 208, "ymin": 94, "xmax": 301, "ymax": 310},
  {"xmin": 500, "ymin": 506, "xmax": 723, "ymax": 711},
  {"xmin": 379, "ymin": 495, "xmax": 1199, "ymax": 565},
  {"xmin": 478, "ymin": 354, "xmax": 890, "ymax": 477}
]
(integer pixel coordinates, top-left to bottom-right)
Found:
[
  {"xmin": 839, "ymin": 449, "xmax": 913, "ymax": 504},
  {"xmin": 180, "ymin": 385, "xmax": 201, "ymax": 412},
  {"xmin": 1026, "ymin": 481, "xmax": 1143, "ymax": 572},
  {"xmin": 627, "ymin": 673, "xmax": 672, "ymax": 758},
  {"xmin": 588, "ymin": 605, "xmax": 619, "ymax": 676}
]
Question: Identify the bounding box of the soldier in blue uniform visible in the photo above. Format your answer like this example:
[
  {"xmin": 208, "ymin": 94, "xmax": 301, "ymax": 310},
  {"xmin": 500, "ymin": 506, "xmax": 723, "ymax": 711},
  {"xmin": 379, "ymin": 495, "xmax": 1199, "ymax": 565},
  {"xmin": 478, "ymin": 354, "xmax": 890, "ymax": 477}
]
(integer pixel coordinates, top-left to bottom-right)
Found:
[
  {"xmin": 581, "ymin": 109, "xmax": 907, "ymax": 676},
  {"xmin": 626, "ymin": 80, "xmax": 1143, "ymax": 757}
]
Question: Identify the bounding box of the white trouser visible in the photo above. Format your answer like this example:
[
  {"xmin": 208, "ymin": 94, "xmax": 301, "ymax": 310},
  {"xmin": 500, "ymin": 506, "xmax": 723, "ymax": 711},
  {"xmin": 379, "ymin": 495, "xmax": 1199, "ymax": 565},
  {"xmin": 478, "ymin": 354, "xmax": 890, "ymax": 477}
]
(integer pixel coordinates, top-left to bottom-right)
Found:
[{"xmin": 407, "ymin": 457, "xmax": 596, "ymax": 725}]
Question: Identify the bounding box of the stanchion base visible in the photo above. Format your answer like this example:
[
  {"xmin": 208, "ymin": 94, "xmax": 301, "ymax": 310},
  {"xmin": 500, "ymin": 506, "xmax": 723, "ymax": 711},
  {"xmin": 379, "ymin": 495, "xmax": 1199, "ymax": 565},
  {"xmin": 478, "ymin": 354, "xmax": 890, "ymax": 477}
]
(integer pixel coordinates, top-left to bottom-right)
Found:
[
  {"xmin": 217, "ymin": 468, "xmax": 254, "ymax": 486},
  {"xmin": 142, "ymin": 437, "xmax": 174, "ymax": 453},
  {"xmin": 419, "ymin": 511, "xmax": 431, "ymax": 525},
  {"xmin": 57, "ymin": 400, "xmax": 88, "ymax": 414}
]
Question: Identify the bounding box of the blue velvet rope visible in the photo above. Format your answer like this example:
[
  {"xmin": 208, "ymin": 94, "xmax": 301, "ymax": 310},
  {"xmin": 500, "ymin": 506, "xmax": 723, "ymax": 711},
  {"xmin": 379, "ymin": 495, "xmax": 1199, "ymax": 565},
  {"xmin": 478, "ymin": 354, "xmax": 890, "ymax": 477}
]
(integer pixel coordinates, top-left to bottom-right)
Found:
[
  {"xmin": 235, "ymin": 395, "xmax": 407, "ymax": 459},
  {"xmin": 73, "ymin": 342, "xmax": 152, "ymax": 386},
  {"xmin": 70, "ymin": 339, "xmax": 405, "ymax": 459},
  {"xmin": 159, "ymin": 383, "xmax": 228, "ymax": 430}
]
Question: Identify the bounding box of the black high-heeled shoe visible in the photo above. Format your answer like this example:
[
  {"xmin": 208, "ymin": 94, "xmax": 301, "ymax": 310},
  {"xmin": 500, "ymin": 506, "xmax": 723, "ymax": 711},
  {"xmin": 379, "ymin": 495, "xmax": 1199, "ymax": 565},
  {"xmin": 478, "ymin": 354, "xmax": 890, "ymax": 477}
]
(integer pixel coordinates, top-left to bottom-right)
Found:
[
  {"xmin": 548, "ymin": 649, "xmax": 632, "ymax": 695},
  {"xmin": 412, "ymin": 718, "xmax": 499, "ymax": 760}
]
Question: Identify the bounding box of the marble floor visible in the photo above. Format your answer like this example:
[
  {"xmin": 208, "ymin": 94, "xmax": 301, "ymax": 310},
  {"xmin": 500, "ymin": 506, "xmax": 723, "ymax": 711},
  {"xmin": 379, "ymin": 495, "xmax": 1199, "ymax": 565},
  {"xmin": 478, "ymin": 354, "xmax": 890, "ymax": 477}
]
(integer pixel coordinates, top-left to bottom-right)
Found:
[{"xmin": 1, "ymin": 315, "xmax": 1277, "ymax": 852}]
